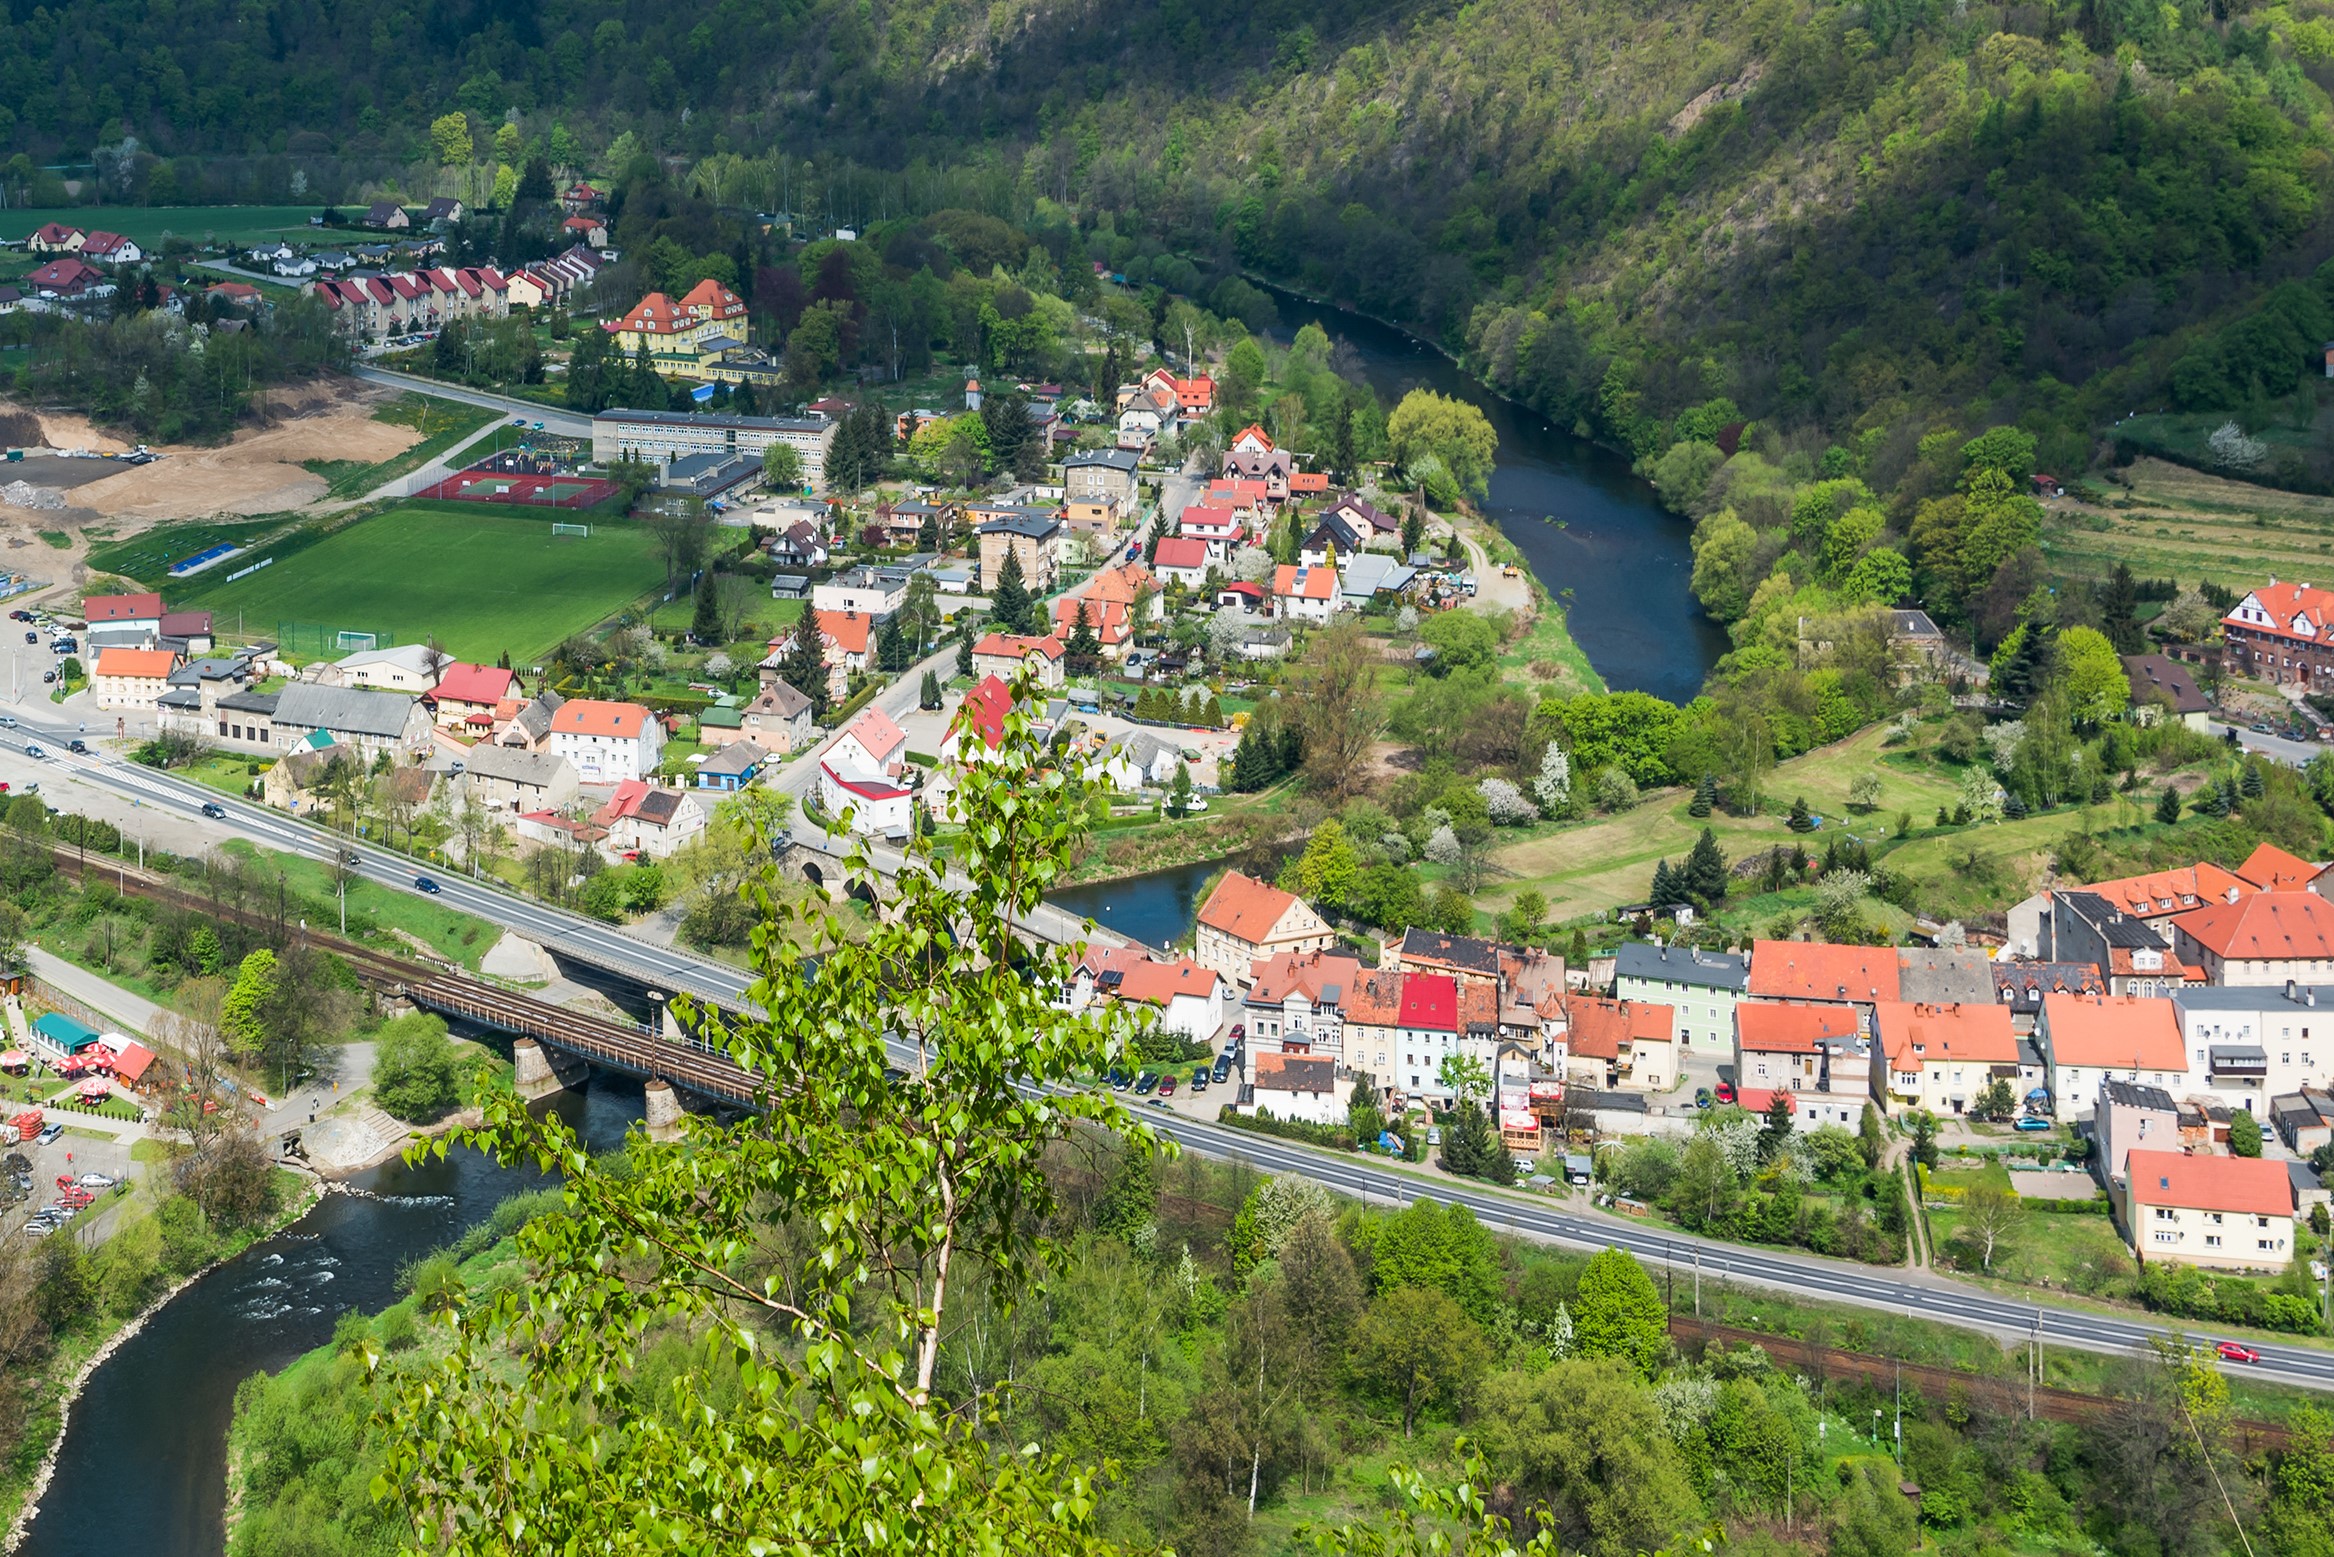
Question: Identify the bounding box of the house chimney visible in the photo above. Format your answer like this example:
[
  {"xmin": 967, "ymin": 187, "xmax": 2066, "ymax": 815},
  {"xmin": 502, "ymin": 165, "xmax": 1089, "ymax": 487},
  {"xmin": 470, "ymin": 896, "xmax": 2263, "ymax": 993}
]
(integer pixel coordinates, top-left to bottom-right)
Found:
[{"xmin": 2288, "ymin": 978, "xmax": 2299, "ymax": 1002}]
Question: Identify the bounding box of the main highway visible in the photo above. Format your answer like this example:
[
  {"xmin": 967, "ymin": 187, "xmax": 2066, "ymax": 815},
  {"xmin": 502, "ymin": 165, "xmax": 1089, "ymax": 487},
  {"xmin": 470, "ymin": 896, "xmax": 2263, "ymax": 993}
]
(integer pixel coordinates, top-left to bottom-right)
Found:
[{"xmin": 3, "ymin": 710, "xmax": 2331, "ymax": 1394}]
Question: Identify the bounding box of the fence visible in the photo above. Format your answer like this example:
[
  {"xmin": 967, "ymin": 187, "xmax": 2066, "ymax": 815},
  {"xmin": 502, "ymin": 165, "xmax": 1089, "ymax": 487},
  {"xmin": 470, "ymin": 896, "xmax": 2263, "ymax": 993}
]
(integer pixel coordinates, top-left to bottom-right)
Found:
[{"xmin": 274, "ymin": 621, "xmax": 397, "ymax": 658}]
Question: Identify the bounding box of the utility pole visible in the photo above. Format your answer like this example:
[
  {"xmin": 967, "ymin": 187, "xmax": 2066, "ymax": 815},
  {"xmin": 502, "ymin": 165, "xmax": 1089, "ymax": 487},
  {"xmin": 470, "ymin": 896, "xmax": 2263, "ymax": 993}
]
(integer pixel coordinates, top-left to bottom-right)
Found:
[
  {"xmin": 2030, "ymin": 1310, "xmax": 2041, "ymax": 1422},
  {"xmin": 1894, "ymin": 1360, "xmax": 1904, "ymax": 1469},
  {"xmin": 1693, "ymin": 1244, "xmax": 1701, "ymax": 1317}
]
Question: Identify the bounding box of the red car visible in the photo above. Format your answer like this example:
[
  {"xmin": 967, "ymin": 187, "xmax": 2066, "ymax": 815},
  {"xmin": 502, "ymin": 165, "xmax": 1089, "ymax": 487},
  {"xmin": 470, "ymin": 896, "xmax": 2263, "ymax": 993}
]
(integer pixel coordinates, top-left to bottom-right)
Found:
[
  {"xmin": 1715, "ymin": 1081, "xmax": 1736, "ymax": 1105},
  {"xmin": 57, "ymin": 1187, "xmax": 94, "ymax": 1210},
  {"xmin": 2217, "ymin": 1341, "xmax": 2261, "ymax": 1364}
]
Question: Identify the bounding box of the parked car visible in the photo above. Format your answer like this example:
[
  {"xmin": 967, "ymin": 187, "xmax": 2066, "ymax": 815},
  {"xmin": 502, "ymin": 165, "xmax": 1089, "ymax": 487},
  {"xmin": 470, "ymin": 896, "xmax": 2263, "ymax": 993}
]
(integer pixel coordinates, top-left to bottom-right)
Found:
[
  {"xmin": 75, "ymin": 1173, "xmax": 116, "ymax": 1189},
  {"xmin": 2014, "ymin": 1116, "xmax": 2052, "ymax": 1132},
  {"xmin": 1134, "ymin": 1071, "xmax": 1159, "ymax": 1096},
  {"xmin": 1190, "ymin": 1067, "xmax": 1209, "ymax": 1093},
  {"xmin": 1211, "ymin": 1057, "xmax": 1230, "ymax": 1083},
  {"xmin": 21, "ymin": 631, "xmax": 34, "ymax": 644},
  {"xmin": 1694, "ymin": 1088, "xmax": 1714, "ymax": 1109},
  {"xmin": 199, "ymin": 801, "xmax": 227, "ymax": 818},
  {"xmin": 1157, "ymin": 1074, "xmax": 1176, "ymax": 1098},
  {"xmin": 35, "ymin": 1124, "xmax": 62, "ymax": 1146},
  {"xmin": 413, "ymin": 875, "xmax": 442, "ymax": 895},
  {"xmin": 1715, "ymin": 1081, "xmax": 1736, "ymax": 1104},
  {"xmin": 2217, "ymin": 1341, "xmax": 2261, "ymax": 1364},
  {"xmin": 1107, "ymin": 1068, "xmax": 1129, "ymax": 1092},
  {"xmin": 1427, "ymin": 1126, "xmax": 1443, "ymax": 1146}
]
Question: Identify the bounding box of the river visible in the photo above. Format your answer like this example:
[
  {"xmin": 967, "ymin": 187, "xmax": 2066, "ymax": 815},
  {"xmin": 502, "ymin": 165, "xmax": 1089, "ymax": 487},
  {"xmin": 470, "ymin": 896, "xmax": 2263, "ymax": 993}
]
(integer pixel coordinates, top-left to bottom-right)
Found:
[
  {"xmin": 1260, "ymin": 286, "xmax": 1727, "ymax": 705},
  {"xmin": 15, "ymin": 1078, "xmax": 644, "ymax": 1557}
]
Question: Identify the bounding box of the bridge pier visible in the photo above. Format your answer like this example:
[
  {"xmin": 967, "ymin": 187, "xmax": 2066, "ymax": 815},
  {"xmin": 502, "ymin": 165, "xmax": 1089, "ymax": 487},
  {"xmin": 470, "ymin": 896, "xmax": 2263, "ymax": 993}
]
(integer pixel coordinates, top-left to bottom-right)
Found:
[
  {"xmin": 513, "ymin": 1038, "xmax": 589, "ymax": 1100},
  {"xmin": 643, "ymin": 1078, "xmax": 689, "ymax": 1142}
]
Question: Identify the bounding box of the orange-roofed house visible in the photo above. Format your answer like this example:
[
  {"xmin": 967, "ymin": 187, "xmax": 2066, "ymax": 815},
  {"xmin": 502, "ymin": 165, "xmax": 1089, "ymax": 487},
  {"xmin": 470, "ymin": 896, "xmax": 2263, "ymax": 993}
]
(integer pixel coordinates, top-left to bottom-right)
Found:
[
  {"xmin": 2233, "ymin": 842, "xmax": 2324, "ymax": 894},
  {"xmin": 92, "ymin": 646, "xmax": 181, "ymax": 711},
  {"xmin": 1051, "ymin": 595, "xmax": 1132, "ymax": 659},
  {"xmin": 1077, "ymin": 946, "xmax": 1229, "ymax": 1041},
  {"xmin": 2124, "ymin": 1148, "xmax": 2296, "ymax": 1271},
  {"xmin": 2036, "ymin": 993, "xmax": 2189, "ymax": 1119},
  {"xmin": 547, "ymin": 699, "xmax": 665, "ymax": 783},
  {"xmin": 1563, "ymin": 996, "xmax": 1677, "ymax": 1092},
  {"xmin": 972, "ymin": 632, "xmax": 1067, "ymax": 688},
  {"xmin": 1142, "ymin": 366, "xmax": 1215, "ymax": 419},
  {"xmin": 1734, "ymin": 1003, "xmax": 1862, "ymax": 1096},
  {"xmin": 2009, "ymin": 860, "xmax": 2256, "ymax": 956},
  {"xmin": 1195, "ymin": 871, "xmax": 1335, "ymax": 987},
  {"xmin": 1083, "ymin": 561, "xmax": 1162, "ymax": 622},
  {"xmin": 2173, "ymin": 891, "xmax": 2334, "ymax": 987},
  {"xmin": 2220, "ymin": 577, "xmax": 2334, "ymax": 688},
  {"xmin": 1152, "ymin": 537, "xmax": 1214, "ymax": 588},
  {"xmin": 1748, "ymin": 940, "xmax": 1901, "ymax": 1028},
  {"xmin": 1270, "ymin": 564, "xmax": 1339, "ymax": 625},
  {"xmin": 1871, "ymin": 1001, "xmax": 2020, "ymax": 1116},
  {"xmin": 829, "ymin": 706, "xmax": 909, "ymax": 779}
]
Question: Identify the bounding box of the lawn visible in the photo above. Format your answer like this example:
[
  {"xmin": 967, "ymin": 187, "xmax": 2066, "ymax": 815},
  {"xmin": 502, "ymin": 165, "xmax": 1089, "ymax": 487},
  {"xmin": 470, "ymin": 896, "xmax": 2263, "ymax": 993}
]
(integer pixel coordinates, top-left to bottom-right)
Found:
[
  {"xmin": 1483, "ymin": 724, "xmax": 1967, "ymax": 925},
  {"xmin": 0, "ymin": 205, "xmax": 321, "ymax": 250},
  {"xmin": 217, "ymin": 841, "xmax": 499, "ymax": 970},
  {"xmin": 174, "ymin": 504, "xmax": 663, "ymax": 665}
]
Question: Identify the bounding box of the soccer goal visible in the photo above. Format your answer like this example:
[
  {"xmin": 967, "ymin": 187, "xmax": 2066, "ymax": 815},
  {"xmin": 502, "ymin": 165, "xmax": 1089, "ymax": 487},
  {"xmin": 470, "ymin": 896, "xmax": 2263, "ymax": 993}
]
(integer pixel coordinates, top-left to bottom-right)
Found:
[
  {"xmin": 335, "ymin": 630, "xmax": 379, "ymax": 650},
  {"xmin": 551, "ymin": 521, "xmax": 591, "ymax": 537}
]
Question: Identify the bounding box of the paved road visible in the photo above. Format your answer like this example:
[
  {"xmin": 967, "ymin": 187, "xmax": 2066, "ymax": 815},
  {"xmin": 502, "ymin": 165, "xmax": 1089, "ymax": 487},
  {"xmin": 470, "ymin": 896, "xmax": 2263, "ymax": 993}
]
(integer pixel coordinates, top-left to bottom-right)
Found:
[
  {"xmin": 2211, "ymin": 720, "xmax": 2324, "ymax": 769},
  {"xmin": 4, "ymin": 712, "xmax": 2331, "ymax": 1389},
  {"xmin": 349, "ymin": 365, "xmax": 593, "ymax": 439}
]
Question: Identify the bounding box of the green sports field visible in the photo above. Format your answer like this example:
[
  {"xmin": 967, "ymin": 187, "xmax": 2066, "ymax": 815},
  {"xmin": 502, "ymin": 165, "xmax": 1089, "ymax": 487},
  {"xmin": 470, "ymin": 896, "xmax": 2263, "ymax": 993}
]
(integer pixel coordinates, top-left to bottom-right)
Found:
[
  {"xmin": 0, "ymin": 205, "xmax": 321, "ymax": 249},
  {"xmin": 176, "ymin": 506, "xmax": 663, "ymax": 665}
]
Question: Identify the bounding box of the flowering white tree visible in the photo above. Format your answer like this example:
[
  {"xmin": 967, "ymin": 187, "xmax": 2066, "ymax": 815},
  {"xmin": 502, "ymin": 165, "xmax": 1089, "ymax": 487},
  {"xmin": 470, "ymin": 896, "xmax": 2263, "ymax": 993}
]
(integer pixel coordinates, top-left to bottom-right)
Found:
[
  {"xmin": 1479, "ymin": 777, "xmax": 1535, "ymax": 825},
  {"xmin": 1709, "ymin": 1112, "xmax": 1763, "ymax": 1177},
  {"xmin": 2208, "ymin": 420, "xmax": 2268, "ymax": 471},
  {"xmin": 1532, "ymin": 742, "xmax": 1571, "ymax": 815},
  {"xmin": 1231, "ymin": 545, "xmax": 1274, "ymax": 583},
  {"xmin": 1424, "ymin": 825, "xmax": 1464, "ymax": 866}
]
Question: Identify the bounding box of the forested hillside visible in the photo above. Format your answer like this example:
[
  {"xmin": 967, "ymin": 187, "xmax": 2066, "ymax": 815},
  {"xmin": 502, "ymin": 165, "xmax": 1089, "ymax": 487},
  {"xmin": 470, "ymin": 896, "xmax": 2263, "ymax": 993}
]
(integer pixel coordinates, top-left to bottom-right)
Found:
[{"xmin": 9, "ymin": 0, "xmax": 2334, "ymax": 475}]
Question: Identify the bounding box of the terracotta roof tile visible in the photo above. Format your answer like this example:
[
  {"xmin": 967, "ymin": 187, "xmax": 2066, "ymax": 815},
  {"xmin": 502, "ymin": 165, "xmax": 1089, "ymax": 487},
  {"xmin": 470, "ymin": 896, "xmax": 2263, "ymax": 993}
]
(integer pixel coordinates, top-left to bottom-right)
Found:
[{"xmin": 2126, "ymin": 1148, "xmax": 2294, "ymax": 1218}]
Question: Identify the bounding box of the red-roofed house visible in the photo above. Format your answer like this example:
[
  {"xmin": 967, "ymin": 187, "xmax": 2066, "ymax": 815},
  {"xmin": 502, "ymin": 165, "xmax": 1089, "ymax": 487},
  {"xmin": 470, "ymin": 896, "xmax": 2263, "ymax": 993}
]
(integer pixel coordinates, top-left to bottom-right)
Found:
[
  {"xmin": 1392, "ymin": 973, "xmax": 1508, "ymax": 1104},
  {"xmin": 430, "ymin": 663, "xmax": 523, "ymax": 728},
  {"xmin": 561, "ymin": 213, "xmax": 609, "ymax": 248},
  {"xmin": 941, "ymin": 675, "xmax": 1016, "ymax": 765},
  {"xmin": 93, "ymin": 647, "xmax": 181, "ymax": 710},
  {"xmin": 2124, "ymin": 1148, "xmax": 2296, "ymax": 1270},
  {"xmin": 1288, "ymin": 471, "xmax": 1330, "ymax": 496},
  {"xmin": 2235, "ymin": 842, "xmax": 2323, "ymax": 894},
  {"xmin": 1564, "ymin": 996, "xmax": 1677, "ymax": 1092},
  {"xmin": 1152, "ymin": 537, "xmax": 1214, "ymax": 588},
  {"xmin": 973, "ymin": 632, "xmax": 1067, "ymax": 688},
  {"xmin": 1195, "ymin": 870, "xmax": 1334, "ymax": 986},
  {"xmin": 1270, "ymin": 564, "xmax": 1339, "ymax": 624},
  {"xmin": 591, "ymin": 780, "xmax": 707, "ymax": 859},
  {"xmin": 2173, "ymin": 891, "xmax": 2334, "ymax": 986},
  {"xmin": 27, "ymin": 222, "xmax": 83, "ymax": 254},
  {"xmin": 2221, "ymin": 578, "xmax": 2334, "ymax": 686},
  {"xmin": 817, "ymin": 760, "xmax": 914, "ymax": 836},
  {"xmin": 829, "ymin": 706, "xmax": 909, "ymax": 779},
  {"xmin": 28, "ymin": 256, "xmax": 105, "ymax": 299},
  {"xmin": 78, "ymin": 231, "xmax": 143, "ymax": 265},
  {"xmin": 1748, "ymin": 940, "xmax": 1901, "ymax": 1027},
  {"xmin": 1077, "ymin": 946, "xmax": 1229, "ymax": 1041},
  {"xmin": 1872, "ymin": 1001, "xmax": 2019, "ymax": 1115},
  {"xmin": 111, "ymin": 1042, "xmax": 157, "ymax": 1090},
  {"xmin": 1178, "ymin": 505, "xmax": 1243, "ymax": 559},
  {"xmin": 82, "ymin": 593, "xmax": 166, "ymax": 633},
  {"xmin": 1142, "ymin": 367, "xmax": 1215, "ymax": 419},
  {"xmin": 548, "ymin": 699, "xmax": 665, "ymax": 782}
]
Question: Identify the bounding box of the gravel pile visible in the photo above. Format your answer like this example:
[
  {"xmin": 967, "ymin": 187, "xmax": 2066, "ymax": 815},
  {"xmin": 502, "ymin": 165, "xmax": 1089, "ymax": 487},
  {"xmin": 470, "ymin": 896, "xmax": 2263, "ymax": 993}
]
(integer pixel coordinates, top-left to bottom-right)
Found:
[{"xmin": 0, "ymin": 480, "xmax": 66, "ymax": 510}]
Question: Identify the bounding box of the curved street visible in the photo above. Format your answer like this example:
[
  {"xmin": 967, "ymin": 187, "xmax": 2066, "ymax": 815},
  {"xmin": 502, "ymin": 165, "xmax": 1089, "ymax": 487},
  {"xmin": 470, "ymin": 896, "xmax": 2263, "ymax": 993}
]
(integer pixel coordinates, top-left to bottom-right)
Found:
[{"xmin": 2, "ymin": 710, "xmax": 2330, "ymax": 1393}]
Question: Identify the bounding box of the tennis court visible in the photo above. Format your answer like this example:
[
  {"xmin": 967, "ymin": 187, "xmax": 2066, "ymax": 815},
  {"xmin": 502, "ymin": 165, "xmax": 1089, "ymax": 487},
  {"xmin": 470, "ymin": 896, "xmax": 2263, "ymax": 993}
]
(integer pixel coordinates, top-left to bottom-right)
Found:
[{"xmin": 412, "ymin": 469, "xmax": 619, "ymax": 508}]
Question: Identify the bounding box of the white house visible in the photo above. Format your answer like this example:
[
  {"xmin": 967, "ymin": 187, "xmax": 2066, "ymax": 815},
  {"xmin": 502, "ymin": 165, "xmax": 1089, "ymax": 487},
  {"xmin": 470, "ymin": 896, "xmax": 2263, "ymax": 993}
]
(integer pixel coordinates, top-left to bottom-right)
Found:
[
  {"xmin": 2124, "ymin": 1148, "xmax": 2296, "ymax": 1272},
  {"xmin": 1241, "ymin": 1053, "xmax": 1347, "ymax": 1126},
  {"xmin": 592, "ymin": 781, "xmax": 707, "ymax": 860},
  {"xmin": 548, "ymin": 699, "xmax": 665, "ymax": 783},
  {"xmin": 2173, "ymin": 984, "xmax": 2333, "ymax": 1113},
  {"xmin": 1079, "ymin": 948, "xmax": 1229, "ymax": 1042},
  {"xmin": 2036, "ymin": 993, "xmax": 2190, "ymax": 1121},
  {"xmin": 829, "ymin": 706, "xmax": 909, "ymax": 779},
  {"xmin": 817, "ymin": 761, "xmax": 914, "ymax": 837},
  {"xmin": 1270, "ymin": 564, "xmax": 1339, "ymax": 624}
]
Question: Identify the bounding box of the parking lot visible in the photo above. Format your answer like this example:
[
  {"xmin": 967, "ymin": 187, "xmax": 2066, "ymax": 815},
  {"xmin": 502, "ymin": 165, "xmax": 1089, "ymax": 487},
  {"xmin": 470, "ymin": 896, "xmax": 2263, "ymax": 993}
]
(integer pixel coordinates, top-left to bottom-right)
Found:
[{"xmin": 6, "ymin": 1126, "xmax": 143, "ymax": 1243}]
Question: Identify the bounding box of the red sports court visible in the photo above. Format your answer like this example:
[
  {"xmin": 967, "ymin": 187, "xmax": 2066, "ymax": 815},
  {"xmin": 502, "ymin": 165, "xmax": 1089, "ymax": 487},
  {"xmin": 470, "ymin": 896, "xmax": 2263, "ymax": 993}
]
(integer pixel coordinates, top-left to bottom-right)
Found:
[{"xmin": 414, "ymin": 468, "xmax": 619, "ymax": 508}]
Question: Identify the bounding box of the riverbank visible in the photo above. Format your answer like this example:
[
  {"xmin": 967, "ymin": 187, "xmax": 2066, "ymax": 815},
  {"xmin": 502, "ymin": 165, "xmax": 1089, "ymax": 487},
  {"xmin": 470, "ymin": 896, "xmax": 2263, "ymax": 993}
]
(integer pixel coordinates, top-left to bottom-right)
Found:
[{"xmin": 1, "ymin": 1170, "xmax": 324, "ymax": 1555}]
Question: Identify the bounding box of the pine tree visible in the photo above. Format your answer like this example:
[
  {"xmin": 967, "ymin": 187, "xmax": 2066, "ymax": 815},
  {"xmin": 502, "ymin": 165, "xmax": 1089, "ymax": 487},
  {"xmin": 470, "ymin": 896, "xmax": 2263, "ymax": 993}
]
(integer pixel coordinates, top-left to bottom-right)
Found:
[
  {"xmin": 2241, "ymin": 762, "xmax": 2265, "ymax": 799},
  {"xmin": 782, "ymin": 608, "xmax": 829, "ymax": 720},
  {"xmin": 1688, "ymin": 774, "xmax": 1716, "ymax": 817},
  {"xmin": 1567, "ymin": 928, "xmax": 1590, "ymax": 968},
  {"xmin": 2102, "ymin": 562, "xmax": 2143, "ymax": 654},
  {"xmin": 919, "ymin": 669, "xmax": 941, "ymax": 709},
  {"xmin": 691, "ymin": 571, "xmax": 720, "ymax": 640},
  {"xmin": 1401, "ymin": 502, "xmax": 1426, "ymax": 559},
  {"xmin": 877, "ymin": 617, "xmax": 908, "ymax": 673},
  {"xmin": 956, "ymin": 632, "xmax": 973, "ymax": 678},
  {"xmin": 1064, "ymin": 599, "xmax": 1102, "ymax": 673},
  {"xmin": 1786, "ymin": 795, "xmax": 1815, "ymax": 833},
  {"xmin": 1203, "ymin": 694, "xmax": 1224, "ymax": 728},
  {"xmin": 1648, "ymin": 859, "xmax": 1680, "ymax": 907},
  {"xmin": 1682, "ymin": 827, "xmax": 1729, "ymax": 910},
  {"xmin": 990, "ymin": 548, "xmax": 1033, "ymax": 636}
]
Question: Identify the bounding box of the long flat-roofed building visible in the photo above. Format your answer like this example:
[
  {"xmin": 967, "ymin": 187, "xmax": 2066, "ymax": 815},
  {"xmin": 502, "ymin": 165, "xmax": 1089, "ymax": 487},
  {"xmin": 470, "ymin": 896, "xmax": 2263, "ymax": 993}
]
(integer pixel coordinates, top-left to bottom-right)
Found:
[{"xmin": 592, "ymin": 408, "xmax": 837, "ymax": 492}]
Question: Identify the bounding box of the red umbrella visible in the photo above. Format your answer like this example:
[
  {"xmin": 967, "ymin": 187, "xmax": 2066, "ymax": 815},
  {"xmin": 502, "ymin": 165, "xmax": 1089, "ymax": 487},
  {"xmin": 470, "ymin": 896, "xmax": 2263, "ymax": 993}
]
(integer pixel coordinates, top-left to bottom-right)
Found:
[{"xmin": 77, "ymin": 1078, "xmax": 110, "ymax": 1100}]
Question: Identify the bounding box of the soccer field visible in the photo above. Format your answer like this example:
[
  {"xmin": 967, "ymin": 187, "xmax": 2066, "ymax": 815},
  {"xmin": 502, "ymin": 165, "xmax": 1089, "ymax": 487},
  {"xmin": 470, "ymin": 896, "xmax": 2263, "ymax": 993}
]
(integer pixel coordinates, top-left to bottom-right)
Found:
[{"xmin": 178, "ymin": 507, "xmax": 664, "ymax": 665}]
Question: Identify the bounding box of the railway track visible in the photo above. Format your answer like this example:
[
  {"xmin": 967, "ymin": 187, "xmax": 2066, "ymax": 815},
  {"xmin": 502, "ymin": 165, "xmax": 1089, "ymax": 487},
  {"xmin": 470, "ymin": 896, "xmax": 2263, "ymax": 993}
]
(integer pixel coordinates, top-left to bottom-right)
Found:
[{"xmin": 48, "ymin": 846, "xmax": 770, "ymax": 1105}]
